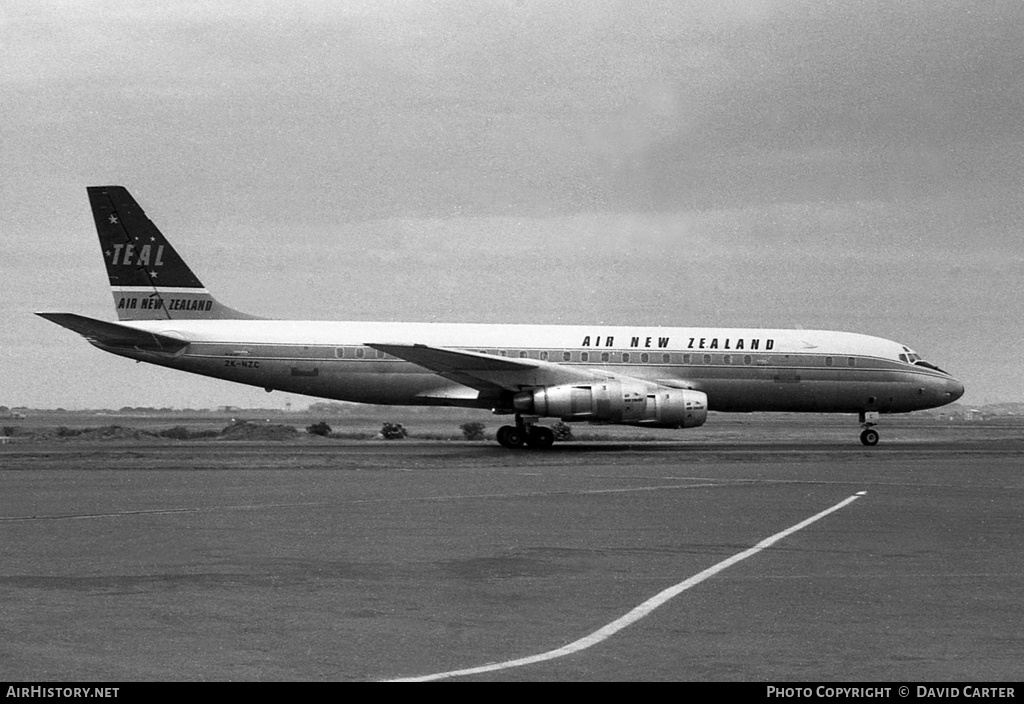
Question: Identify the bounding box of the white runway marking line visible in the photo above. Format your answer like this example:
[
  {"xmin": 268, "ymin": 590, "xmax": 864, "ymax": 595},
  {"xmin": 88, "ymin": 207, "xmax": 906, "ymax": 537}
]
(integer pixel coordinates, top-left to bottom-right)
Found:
[
  {"xmin": 0, "ymin": 482, "xmax": 738, "ymax": 522},
  {"xmin": 385, "ymin": 490, "xmax": 868, "ymax": 682}
]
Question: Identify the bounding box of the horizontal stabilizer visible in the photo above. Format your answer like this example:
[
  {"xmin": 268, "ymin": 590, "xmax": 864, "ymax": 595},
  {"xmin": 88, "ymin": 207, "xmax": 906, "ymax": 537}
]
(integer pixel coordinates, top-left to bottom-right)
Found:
[{"xmin": 36, "ymin": 313, "xmax": 189, "ymax": 353}]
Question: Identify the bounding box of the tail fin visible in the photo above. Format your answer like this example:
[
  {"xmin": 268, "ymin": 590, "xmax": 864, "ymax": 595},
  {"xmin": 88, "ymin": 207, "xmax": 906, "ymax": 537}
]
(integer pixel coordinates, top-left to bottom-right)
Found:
[{"xmin": 87, "ymin": 186, "xmax": 259, "ymax": 320}]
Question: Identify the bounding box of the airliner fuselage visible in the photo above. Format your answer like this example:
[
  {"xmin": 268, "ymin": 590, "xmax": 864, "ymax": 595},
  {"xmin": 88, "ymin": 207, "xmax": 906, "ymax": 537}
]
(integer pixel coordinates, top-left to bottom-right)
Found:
[{"xmin": 105, "ymin": 319, "xmax": 962, "ymax": 416}]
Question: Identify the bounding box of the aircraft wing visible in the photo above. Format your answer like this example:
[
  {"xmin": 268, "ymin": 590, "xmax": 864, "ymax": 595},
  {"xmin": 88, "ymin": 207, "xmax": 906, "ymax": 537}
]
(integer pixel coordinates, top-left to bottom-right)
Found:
[
  {"xmin": 367, "ymin": 343, "xmax": 612, "ymax": 393},
  {"xmin": 36, "ymin": 313, "xmax": 189, "ymax": 353}
]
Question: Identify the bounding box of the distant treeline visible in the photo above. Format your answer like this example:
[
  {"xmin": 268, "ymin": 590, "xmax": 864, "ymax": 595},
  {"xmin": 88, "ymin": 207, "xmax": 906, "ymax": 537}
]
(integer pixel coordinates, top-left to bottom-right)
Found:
[{"xmin": 1, "ymin": 402, "xmax": 483, "ymax": 416}]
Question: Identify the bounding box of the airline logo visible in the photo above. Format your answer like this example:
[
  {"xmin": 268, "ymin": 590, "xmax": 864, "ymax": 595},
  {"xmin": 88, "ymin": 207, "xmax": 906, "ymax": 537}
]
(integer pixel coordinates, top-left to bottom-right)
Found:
[
  {"xmin": 90, "ymin": 187, "xmax": 208, "ymax": 306},
  {"xmin": 581, "ymin": 335, "xmax": 672, "ymax": 349},
  {"xmin": 580, "ymin": 334, "xmax": 775, "ymax": 350},
  {"xmin": 115, "ymin": 295, "xmax": 212, "ymax": 312},
  {"xmin": 107, "ymin": 241, "xmax": 166, "ymax": 268}
]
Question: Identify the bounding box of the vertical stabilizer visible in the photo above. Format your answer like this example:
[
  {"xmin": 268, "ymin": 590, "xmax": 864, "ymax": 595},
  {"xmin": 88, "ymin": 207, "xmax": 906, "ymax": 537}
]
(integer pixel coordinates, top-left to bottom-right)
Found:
[{"xmin": 88, "ymin": 186, "xmax": 258, "ymax": 320}]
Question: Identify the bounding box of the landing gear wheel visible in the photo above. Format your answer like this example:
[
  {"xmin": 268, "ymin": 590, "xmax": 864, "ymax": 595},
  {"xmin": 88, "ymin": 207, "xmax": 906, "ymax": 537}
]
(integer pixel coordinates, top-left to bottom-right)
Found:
[
  {"xmin": 860, "ymin": 428, "xmax": 880, "ymax": 446},
  {"xmin": 496, "ymin": 425, "xmax": 525, "ymax": 449},
  {"xmin": 526, "ymin": 426, "xmax": 555, "ymax": 450}
]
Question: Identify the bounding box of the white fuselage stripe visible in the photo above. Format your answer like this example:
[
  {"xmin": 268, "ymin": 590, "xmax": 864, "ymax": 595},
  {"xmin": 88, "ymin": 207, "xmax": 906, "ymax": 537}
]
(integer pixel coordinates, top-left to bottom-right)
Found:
[
  {"xmin": 384, "ymin": 491, "xmax": 867, "ymax": 682},
  {"xmin": 111, "ymin": 286, "xmax": 210, "ymax": 294}
]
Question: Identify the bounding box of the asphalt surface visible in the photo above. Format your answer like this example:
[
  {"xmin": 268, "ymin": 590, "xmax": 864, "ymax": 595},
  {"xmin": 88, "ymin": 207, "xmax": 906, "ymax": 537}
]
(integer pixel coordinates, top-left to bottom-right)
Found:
[{"xmin": 2, "ymin": 436, "xmax": 1023, "ymax": 681}]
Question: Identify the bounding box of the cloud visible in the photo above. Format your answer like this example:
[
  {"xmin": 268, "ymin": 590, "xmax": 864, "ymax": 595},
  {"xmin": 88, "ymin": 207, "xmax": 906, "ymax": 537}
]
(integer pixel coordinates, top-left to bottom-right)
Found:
[
  {"xmin": 6, "ymin": 0, "xmax": 1021, "ymax": 220},
  {"xmin": 2, "ymin": 1, "xmax": 1022, "ymax": 405}
]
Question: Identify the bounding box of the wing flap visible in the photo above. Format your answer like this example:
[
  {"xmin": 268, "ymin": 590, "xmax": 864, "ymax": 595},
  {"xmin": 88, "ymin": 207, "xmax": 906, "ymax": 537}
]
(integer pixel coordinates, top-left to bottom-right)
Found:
[{"xmin": 653, "ymin": 378, "xmax": 699, "ymax": 390}]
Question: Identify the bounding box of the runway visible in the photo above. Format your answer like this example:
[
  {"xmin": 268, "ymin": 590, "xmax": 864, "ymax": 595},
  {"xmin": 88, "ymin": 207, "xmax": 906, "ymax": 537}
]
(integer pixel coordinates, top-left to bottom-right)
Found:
[{"xmin": 2, "ymin": 437, "xmax": 1023, "ymax": 681}]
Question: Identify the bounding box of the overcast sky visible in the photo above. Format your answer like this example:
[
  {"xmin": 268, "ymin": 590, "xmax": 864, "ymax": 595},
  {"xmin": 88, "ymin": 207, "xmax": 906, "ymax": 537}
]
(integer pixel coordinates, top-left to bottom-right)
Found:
[{"xmin": 2, "ymin": 0, "xmax": 1022, "ymax": 409}]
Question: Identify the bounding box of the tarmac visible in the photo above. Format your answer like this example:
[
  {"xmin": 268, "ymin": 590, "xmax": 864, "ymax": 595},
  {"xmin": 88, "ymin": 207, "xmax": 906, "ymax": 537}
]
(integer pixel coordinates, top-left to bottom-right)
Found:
[{"xmin": 2, "ymin": 434, "xmax": 1023, "ymax": 681}]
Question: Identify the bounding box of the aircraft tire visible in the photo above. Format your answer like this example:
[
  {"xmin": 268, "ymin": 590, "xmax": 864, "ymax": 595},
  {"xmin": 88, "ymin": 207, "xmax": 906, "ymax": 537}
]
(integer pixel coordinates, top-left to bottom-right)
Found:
[
  {"xmin": 526, "ymin": 426, "xmax": 555, "ymax": 450},
  {"xmin": 860, "ymin": 428, "xmax": 880, "ymax": 446},
  {"xmin": 497, "ymin": 425, "xmax": 525, "ymax": 449}
]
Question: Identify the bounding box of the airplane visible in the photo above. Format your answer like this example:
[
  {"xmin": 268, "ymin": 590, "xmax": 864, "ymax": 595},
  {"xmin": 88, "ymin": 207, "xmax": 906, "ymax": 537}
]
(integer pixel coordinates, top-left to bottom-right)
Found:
[{"xmin": 38, "ymin": 186, "xmax": 965, "ymax": 449}]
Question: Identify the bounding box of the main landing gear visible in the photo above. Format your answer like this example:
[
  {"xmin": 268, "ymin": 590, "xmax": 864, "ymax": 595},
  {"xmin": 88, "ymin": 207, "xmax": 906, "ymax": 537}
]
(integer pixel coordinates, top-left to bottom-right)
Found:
[
  {"xmin": 859, "ymin": 411, "xmax": 880, "ymax": 446},
  {"xmin": 496, "ymin": 415, "xmax": 555, "ymax": 450}
]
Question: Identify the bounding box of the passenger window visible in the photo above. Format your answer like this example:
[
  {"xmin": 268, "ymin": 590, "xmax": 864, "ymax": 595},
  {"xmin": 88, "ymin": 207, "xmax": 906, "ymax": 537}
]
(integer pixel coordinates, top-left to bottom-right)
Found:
[
  {"xmin": 723, "ymin": 355, "xmax": 731, "ymax": 364},
  {"xmin": 519, "ymin": 351, "xmax": 528, "ymax": 358},
  {"xmin": 641, "ymin": 353, "xmax": 649, "ymax": 363},
  {"xmin": 683, "ymin": 354, "xmax": 691, "ymax": 364},
  {"xmin": 703, "ymin": 354, "xmax": 712, "ymax": 364},
  {"xmin": 622, "ymin": 352, "xmax": 631, "ymax": 363},
  {"xmin": 540, "ymin": 351, "xmax": 548, "ymax": 361},
  {"xmin": 825, "ymin": 356, "xmax": 833, "ymax": 367},
  {"xmin": 662, "ymin": 354, "xmax": 671, "ymax": 363},
  {"xmin": 581, "ymin": 352, "xmax": 590, "ymax": 362},
  {"xmin": 744, "ymin": 355, "xmax": 752, "ymax": 365},
  {"xmin": 848, "ymin": 357, "xmax": 856, "ymax": 367},
  {"xmin": 356, "ymin": 348, "xmax": 365, "ymax": 359},
  {"xmin": 335, "ymin": 348, "xmax": 345, "ymax": 359},
  {"xmin": 601, "ymin": 352, "xmax": 609, "ymax": 362},
  {"xmin": 563, "ymin": 351, "xmax": 572, "ymax": 362}
]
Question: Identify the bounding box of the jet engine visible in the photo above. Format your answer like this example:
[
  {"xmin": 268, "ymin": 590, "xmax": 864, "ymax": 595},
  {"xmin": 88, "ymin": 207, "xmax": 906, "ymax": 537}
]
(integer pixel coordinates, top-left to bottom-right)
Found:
[{"xmin": 513, "ymin": 381, "xmax": 707, "ymax": 428}]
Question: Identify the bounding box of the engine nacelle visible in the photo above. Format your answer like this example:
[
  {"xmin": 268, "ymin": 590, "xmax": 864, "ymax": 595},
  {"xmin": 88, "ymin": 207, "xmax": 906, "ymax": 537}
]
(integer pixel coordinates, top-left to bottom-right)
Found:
[{"xmin": 514, "ymin": 381, "xmax": 707, "ymax": 428}]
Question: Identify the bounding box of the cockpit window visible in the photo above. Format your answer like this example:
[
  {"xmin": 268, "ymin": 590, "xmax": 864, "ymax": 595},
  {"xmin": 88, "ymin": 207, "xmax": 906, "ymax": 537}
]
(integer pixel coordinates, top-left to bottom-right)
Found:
[
  {"xmin": 902, "ymin": 346, "xmax": 949, "ymax": 374},
  {"xmin": 901, "ymin": 346, "xmax": 923, "ymax": 363}
]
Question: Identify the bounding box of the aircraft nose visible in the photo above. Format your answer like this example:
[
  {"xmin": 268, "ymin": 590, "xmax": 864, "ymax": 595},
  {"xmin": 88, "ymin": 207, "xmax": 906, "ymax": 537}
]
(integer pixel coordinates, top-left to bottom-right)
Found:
[
  {"xmin": 948, "ymin": 378, "xmax": 965, "ymax": 403},
  {"xmin": 920, "ymin": 374, "xmax": 964, "ymax": 410}
]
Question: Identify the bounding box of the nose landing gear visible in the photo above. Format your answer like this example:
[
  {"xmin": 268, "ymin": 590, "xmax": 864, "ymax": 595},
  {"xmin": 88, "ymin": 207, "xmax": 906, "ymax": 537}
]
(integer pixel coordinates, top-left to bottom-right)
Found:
[
  {"xmin": 860, "ymin": 427, "xmax": 880, "ymax": 446},
  {"xmin": 859, "ymin": 410, "xmax": 880, "ymax": 446}
]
